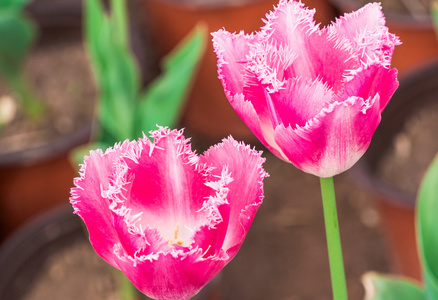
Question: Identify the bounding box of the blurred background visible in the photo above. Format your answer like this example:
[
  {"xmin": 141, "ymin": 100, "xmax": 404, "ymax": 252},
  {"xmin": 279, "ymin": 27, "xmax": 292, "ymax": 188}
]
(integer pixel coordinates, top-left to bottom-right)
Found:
[{"xmin": 0, "ymin": 0, "xmax": 437, "ymax": 299}]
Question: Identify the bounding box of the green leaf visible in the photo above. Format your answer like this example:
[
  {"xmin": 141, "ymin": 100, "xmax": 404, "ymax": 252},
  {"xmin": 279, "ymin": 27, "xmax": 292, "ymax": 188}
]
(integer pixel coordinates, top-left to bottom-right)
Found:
[
  {"xmin": 362, "ymin": 272, "xmax": 424, "ymax": 300},
  {"xmin": 0, "ymin": 6, "xmax": 42, "ymax": 119},
  {"xmin": 0, "ymin": 0, "xmax": 32, "ymax": 12},
  {"xmin": 0, "ymin": 12, "xmax": 35, "ymax": 78},
  {"xmin": 110, "ymin": 0, "xmax": 128, "ymax": 48},
  {"xmin": 135, "ymin": 23, "xmax": 207, "ymax": 137},
  {"xmin": 85, "ymin": 0, "xmax": 139, "ymax": 142},
  {"xmin": 417, "ymin": 154, "xmax": 438, "ymax": 300}
]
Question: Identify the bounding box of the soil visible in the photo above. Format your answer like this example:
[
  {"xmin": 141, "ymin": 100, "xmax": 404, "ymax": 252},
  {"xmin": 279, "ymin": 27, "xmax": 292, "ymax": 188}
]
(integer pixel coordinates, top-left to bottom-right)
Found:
[
  {"xmin": 377, "ymin": 102, "xmax": 438, "ymax": 199},
  {"xmin": 0, "ymin": 22, "xmax": 96, "ymax": 157},
  {"xmin": 24, "ymin": 240, "xmax": 121, "ymax": 300}
]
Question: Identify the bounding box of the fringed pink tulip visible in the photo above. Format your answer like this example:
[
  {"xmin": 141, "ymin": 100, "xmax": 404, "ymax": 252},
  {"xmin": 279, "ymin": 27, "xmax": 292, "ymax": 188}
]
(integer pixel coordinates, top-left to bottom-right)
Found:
[
  {"xmin": 70, "ymin": 127, "xmax": 267, "ymax": 300},
  {"xmin": 213, "ymin": 0, "xmax": 400, "ymax": 177}
]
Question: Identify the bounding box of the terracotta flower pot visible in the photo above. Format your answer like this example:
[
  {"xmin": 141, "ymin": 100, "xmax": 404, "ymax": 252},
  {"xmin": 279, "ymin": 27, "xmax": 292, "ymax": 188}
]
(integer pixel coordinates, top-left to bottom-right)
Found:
[
  {"xmin": 329, "ymin": 0, "xmax": 438, "ymax": 78},
  {"xmin": 142, "ymin": 0, "xmax": 336, "ymax": 142},
  {"xmin": 353, "ymin": 60, "xmax": 438, "ymax": 282},
  {"xmin": 0, "ymin": 130, "xmax": 91, "ymax": 241}
]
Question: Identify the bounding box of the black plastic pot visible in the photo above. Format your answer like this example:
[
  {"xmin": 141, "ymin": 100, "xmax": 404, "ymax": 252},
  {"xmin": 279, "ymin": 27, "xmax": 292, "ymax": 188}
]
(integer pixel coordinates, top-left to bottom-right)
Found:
[
  {"xmin": 0, "ymin": 205, "xmax": 84, "ymax": 299},
  {"xmin": 353, "ymin": 60, "xmax": 438, "ymax": 281}
]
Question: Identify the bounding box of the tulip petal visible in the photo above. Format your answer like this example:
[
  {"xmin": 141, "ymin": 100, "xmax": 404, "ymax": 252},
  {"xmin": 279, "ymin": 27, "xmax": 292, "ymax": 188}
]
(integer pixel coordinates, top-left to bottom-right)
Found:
[
  {"xmin": 261, "ymin": 0, "xmax": 320, "ymax": 81},
  {"xmin": 116, "ymin": 131, "xmax": 211, "ymax": 242},
  {"xmin": 228, "ymin": 92, "xmax": 289, "ymax": 161},
  {"xmin": 213, "ymin": 30, "xmax": 285, "ymax": 154},
  {"xmin": 213, "ymin": 30, "xmax": 278, "ymax": 133},
  {"xmin": 328, "ymin": 3, "xmax": 401, "ymax": 69},
  {"xmin": 71, "ymin": 142, "xmax": 132, "ymax": 268},
  {"xmin": 200, "ymin": 137, "xmax": 268, "ymax": 257},
  {"xmin": 114, "ymin": 245, "xmax": 226, "ymax": 300},
  {"xmin": 339, "ymin": 64, "xmax": 399, "ymax": 113},
  {"xmin": 260, "ymin": 0, "xmax": 357, "ymax": 89},
  {"xmin": 274, "ymin": 95, "xmax": 381, "ymax": 177},
  {"xmin": 212, "ymin": 29, "xmax": 257, "ymax": 97},
  {"xmin": 271, "ymin": 77, "xmax": 334, "ymax": 129}
]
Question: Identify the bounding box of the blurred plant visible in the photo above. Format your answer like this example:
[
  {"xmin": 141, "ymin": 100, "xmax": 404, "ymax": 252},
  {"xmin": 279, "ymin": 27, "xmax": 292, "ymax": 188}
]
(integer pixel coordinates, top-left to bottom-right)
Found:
[
  {"xmin": 363, "ymin": 154, "xmax": 438, "ymax": 300},
  {"xmin": 0, "ymin": 0, "xmax": 44, "ymax": 128},
  {"xmin": 82, "ymin": 0, "xmax": 206, "ymax": 152}
]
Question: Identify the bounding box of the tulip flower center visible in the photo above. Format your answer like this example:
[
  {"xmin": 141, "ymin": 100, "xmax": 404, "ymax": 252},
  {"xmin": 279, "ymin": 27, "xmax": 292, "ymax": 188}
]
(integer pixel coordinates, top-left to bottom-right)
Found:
[
  {"xmin": 169, "ymin": 223, "xmax": 183, "ymax": 246},
  {"xmin": 164, "ymin": 222, "xmax": 194, "ymax": 247}
]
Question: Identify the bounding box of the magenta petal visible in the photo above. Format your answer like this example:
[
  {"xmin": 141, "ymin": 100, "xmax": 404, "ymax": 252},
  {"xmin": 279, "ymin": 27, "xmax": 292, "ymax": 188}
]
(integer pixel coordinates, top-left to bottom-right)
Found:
[
  {"xmin": 260, "ymin": 0, "xmax": 355, "ymax": 86},
  {"xmin": 339, "ymin": 64, "xmax": 399, "ymax": 113},
  {"xmin": 274, "ymin": 95, "xmax": 381, "ymax": 177},
  {"xmin": 71, "ymin": 142, "xmax": 132, "ymax": 269},
  {"xmin": 200, "ymin": 137, "xmax": 268, "ymax": 257},
  {"xmin": 229, "ymin": 93, "xmax": 288, "ymax": 161},
  {"xmin": 328, "ymin": 3, "xmax": 401, "ymax": 68},
  {"xmin": 70, "ymin": 127, "xmax": 267, "ymax": 300},
  {"xmin": 213, "ymin": 30, "xmax": 280, "ymax": 142},
  {"xmin": 271, "ymin": 77, "xmax": 335, "ymax": 128},
  {"xmin": 212, "ymin": 29, "xmax": 257, "ymax": 97},
  {"xmin": 114, "ymin": 246, "xmax": 226, "ymax": 300}
]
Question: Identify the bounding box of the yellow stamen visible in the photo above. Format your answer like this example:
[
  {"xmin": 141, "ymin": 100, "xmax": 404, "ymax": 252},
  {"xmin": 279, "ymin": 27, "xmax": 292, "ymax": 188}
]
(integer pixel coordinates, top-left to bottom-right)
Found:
[{"xmin": 167, "ymin": 223, "xmax": 183, "ymax": 246}]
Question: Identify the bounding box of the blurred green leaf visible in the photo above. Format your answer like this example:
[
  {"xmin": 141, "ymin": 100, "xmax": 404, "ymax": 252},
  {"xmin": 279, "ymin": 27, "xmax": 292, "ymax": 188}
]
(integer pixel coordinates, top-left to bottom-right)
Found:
[
  {"xmin": 0, "ymin": 0, "xmax": 32, "ymax": 12},
  {"xmin": 362, "ymin": 272, "xmax": 424, "ymax": 300},
  {"xmin": 110, "ymin": 0, "xmax": 128, "ymax": 48},
  {"xmin": 0, "ymin": 0, "xmax": 43, "ymax": 119},
  {"xmin": 85, "ymin": 0, "xmax": 139, "ymax": 142},
  {"xmin": 135, "ymin": 23, "xmax": 207, "ymax": 138},
  {"xmin": 0, "ymin": 11, "xmax": 35, "ymax": 78},
  {"xmin": 417, "ymin": 154, "xmax": 438, "ymax": 300}
]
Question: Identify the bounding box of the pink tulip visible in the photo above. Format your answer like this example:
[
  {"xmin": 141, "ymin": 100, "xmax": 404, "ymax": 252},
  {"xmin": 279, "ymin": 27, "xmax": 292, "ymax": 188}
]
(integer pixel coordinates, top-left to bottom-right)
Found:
[
  {"xmin": 212, "ymin": 0, "xmax": 400, "ymax": 177},
  {"xmin": 70, "ymin": 127, "xmax": 267, "ymax": 300}
]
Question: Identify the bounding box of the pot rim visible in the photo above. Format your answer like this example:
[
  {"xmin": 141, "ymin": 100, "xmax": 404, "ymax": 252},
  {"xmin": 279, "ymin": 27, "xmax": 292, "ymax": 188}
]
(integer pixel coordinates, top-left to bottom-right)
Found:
[{"xmin": 0, "ymin": 124, "xmax": 92, "ymax": 167}]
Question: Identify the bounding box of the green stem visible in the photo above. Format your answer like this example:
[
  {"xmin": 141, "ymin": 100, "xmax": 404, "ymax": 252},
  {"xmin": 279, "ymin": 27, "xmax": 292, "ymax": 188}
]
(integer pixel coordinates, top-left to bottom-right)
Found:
[
  {"xmin": 118, "ymin": 270, "xmax": 138, "ymax": 300},
  {"xmin": 320, "ymin": 177, "xmax": 348, "ymax": 300}
]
